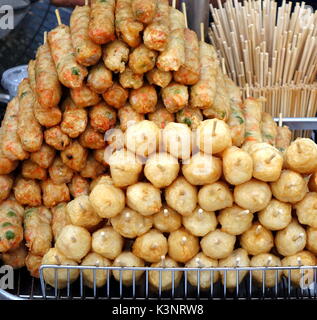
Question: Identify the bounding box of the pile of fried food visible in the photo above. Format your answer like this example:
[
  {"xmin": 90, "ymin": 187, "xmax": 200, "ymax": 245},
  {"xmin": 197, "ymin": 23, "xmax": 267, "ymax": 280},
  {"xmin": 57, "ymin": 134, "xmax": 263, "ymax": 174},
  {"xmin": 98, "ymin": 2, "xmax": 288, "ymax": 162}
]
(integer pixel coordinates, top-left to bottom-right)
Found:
[{"xmin": 0, "ymin": 0, "xmax": 317, "ymax": 291}]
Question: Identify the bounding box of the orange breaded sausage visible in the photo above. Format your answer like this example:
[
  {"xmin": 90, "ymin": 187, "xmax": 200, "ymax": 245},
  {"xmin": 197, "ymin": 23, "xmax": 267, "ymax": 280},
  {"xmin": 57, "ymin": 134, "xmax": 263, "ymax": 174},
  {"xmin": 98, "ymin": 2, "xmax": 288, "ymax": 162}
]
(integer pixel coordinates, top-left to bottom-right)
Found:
[
  {"xmin": 0, "ymin": 127, "xmax": 18, "ymax": 175},
  {"xmin": 115, "ymin": 0, "xmax": 144, "ymax": 48},
  {"xmin": 129, "ymin": 84, "xmax": 157, "ymax": 114},
  {"xmin": 49, "ymin": 157, "xmax": 74, "ymax": 185},
  {"xmin": 132, "ymin": 0, "xmax": 156, "ymax": 24},
  {"xmin": 51, "ymin": 203, "xmax": 71, "ymax": 241},
  {"xmin": 79, "ymin": 125, "xmax": 106, "ymax": 149},
  {"xmin": 25, "ymin": 253, "xmax": 42, "ymax": 278},
  {"xmin": 30, "ymin": 143, "xmax": 56, "ymax": 169},
  {"xmin": 35, "ymin": 43, "xmax": 62, "ymax": 108},
  {"xmin": 87, "ymin": 62, "xmax": 113, "ymax": 94},
  {"xmin": 275, "ymin": 126, "xmax": 292, "ymax": 152},
  {"xmin": 103, "ymin": 40, "xmax": 129, "ymax": 73},
  {"xmin": 70, "ymin": 5, "xmax": 102, "ymax": 66},
  {"xmin": 44, "ymin": 126, "xmax": 71, "ymax": 151},
  {"xmin": 129, "ymin": 44, "xmax": 157, "ymax": 74},
  {"xmin": 80, "ymin": 154, "xmax": 105, "ymax": 179},
  {"xmin": 61, "ymin": 141, "xmax": 88, "ymax": 171},
  {"xmin": 162, "ymin": 82, "xmax": 189, "ymax": 113},
  {"xmin": 17, "ymin": 79, "xmax": 43, "ymax": 153},
  {"xmin": 41, "ymin": 179, "xmax": 70, "ymax": 208},
  {"xmin": 61, "ymin": 97, "xmax": 88, "ymax": 138},
  {"xmin": 22, "ymin": 160, "xmax": 47, "ymax": 180},
  {"xmin": 33, "ymin": 99, "xmax": 62, "ymax": 128},
  {"xmin": 89, "ymin": 102, "xmax": 117, "ymax": 133},
  {"xmin": 261, "ymin": 112, "xmax": 278, "ymax": 146},
  {"xmin": 70, "ymin": 83, "xmax": 100, "ymax": 108},
  {"xmin": 68, "ymin": 174, "xmax": 90, "ymax": 198},
  {"xmin": 14, "ymin": 177, "xmax": 42, "ymax": 207},
  {"xmin": 146, "ymin": 67, "xmax": 172, "ymax": 88},
  {"xmin": 48, "ymin": 24, "xmax": 88, "ymax": 89},
  {"xmin": 119, "ymin": 67, "xmax": 143, "ymax": 89},
  {"xmin": 1, "ymin": 97, "xmax": 29, "ymax": 161},
  {"xmin": 0, "ymin": 175, "xmax": 13, "ymax": 203},
  {"xmin": 88, "ymin": 0, "xmax": 116, "ymax": 45},
  {"xmin": 143, "ymin": 0, "xmax": 169, "ymax": 51},
  {"xmin": 174, "ymin": 29, "xmax": 200, "ymax": 85},
  {"xmin": 1, "ymin": 244, "xmax": 27, "ymax": 269},
  {"xmin": 103, "ymin": 82, "xmax": 129, "ymax": 109}
]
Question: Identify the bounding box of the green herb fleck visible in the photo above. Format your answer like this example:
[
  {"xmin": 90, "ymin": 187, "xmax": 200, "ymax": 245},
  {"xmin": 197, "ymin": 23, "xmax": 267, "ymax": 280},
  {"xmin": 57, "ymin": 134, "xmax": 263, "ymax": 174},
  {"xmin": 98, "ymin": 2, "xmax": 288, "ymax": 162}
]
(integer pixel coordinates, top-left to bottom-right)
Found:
[
  {"xmin": 245, "ymin": 131, "xmax": 254, "ymax": 137},
  {"xmin": 105, "ymin": 112, "xmax": 113, "ymax": 119},
  {"xmin": 220, "ymin": 111, "xmax": 226, "ymax": 119},
  {"xmin": 263, "ymin": 133, "xmax": 274, "ymax": 140},
  {"xmin": 5, "ymin": 231, "xmax": 15, "ymax": 240},
  {"xmin": 25, "ymin": 209, "xmax": 34, "ymax": 218},
  {"xmin": 71, "ymin": 67, "xmax": 80, "ymax": 76},
  {"xmin": 77, "ymin": 48, "xmax": 81, "ymax": 53},
  {"xmin": 100, "ymin": 0, "xmax": 107, "ymax": 2},
  {"xmin": 174, "ymin": 89, "xmax": 181, "ymax": 94},
  {"xmin": 20, "ymin": 91, "xmax": 28, "ymax": 98},
  {"xmin": 183, "ymin": 118, "xmax": 192, "ymax": 126},
  {"xmin": 236, "ymin": 115, "xmax": 244, "ymax": 124},
  {"xmin": 7, "ymin": 211, "xmax": 16, "ymax": 217},
  {"xmin": 2, "ymin": 222, "xmax": 12, "ymax": 228}
]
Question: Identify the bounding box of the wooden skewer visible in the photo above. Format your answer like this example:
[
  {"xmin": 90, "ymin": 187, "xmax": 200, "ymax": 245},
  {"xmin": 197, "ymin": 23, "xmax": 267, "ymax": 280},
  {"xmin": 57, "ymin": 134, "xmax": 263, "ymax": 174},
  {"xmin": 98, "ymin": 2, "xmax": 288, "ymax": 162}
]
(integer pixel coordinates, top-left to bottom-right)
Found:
[
  {"xmin": 279, "ymin": 113, "xmax": 283, "ymax": 127},
  {"xmin": 181, "ymin": 236, "xmax": 187, "ymax": 245},
  {"xmin": 160, "ymin": 255, "xmax": 166, "ymax": 267},
  {"xmin": 172, "ymin": 0, "xmax": 176, "ymax": 9},
  {"xmin": 267, "ymin": 256, "xmax": 272, "ymax": 266},
  {"xmin": 43, "ymin": 31, "xmax": 47, "ymax": 44},
  {"xmin": 200, "ymin": 22, "xmax": 205, "ymax": 42},
  {"xmin": 85, "ymin": 0, "xmax": 89, "ymax": 6},
  {"xmin": 182, "ymin": 2, "xmax": 188, "ymax": 29},
  {"xmin": 55, "ymin": 9, "xmax": 62, "ymax": 26},
  {"xmin": 236, "ymin": 257, "xmax": 240, "ymax": 267},
  {"xmin": 255, "ymin": 225, "xmax": 262, "ymax": 235},
  {"xmin": 163, "ymin": 208, "xmax": 169, "ymax": 217},
  {"xmin": 212, "ymin": 120, "xmax": 217, "ymax": 136}
]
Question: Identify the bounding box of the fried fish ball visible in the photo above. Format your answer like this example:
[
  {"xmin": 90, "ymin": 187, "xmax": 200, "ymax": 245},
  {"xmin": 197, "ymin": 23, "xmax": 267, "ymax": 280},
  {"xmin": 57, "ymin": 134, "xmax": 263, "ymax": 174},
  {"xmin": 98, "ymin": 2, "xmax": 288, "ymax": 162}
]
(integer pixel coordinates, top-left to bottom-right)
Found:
[
  {"xmin": 14, "ymin": 178, "xmax": 42, "ymax": 207},
  {"xmin": 22, "ymin": 160, "xmax": 47, "ymax": 181},
  {"xmin": 92, "ymin": 226, "xmax": 124, "ymax": 260},
  {"xmin": 275, "ymin": 125, "xmax": 291, "ymax": 152},
  {"xmin": 80, "ymin": 155, "xmax": 105, "ymax": 179},
  {"xmin": 70, "ymin": 83, "xmax": 100, "ymax": 108},
  {"xmin": 146, "ymin": 68, "xmax": 172, "ymax": 88},
  {"xmin": 182, "ymin": 208, "xmax": 217, "ymax": 237},
  {"xmin": 162, "ymin": 122, "xmax": 192, "ymax": 160},
  {"xmin": 119, "ymin": 67, "xmax": 144, "ymax": 89},
  {"xmin": 185, "ymin": 253, "xmax": 219, "ymax": 289},
  {"xmin": 308, "ymin": 172, "xmax": 317, "ymax": 192},
  {"xmin": 89, "ymin": 181, "xmax": 125, "ymax": 218},
  {"xmin": 282, "ymin": 251, "xmax": 316, "ymax": 287},
  {"xmin": 133, "ymin": 229, "xmax": 168, "ymax": 263},
  {"xmin": 198, "ymin": 182, "xmax": 234, "ymax": 212},
  {"xmin": 176, "ymin": 107, "xmax": 203, "ymax": 130},
  {"xmin": 275, "ymin": 219, "xmax": 306, "ymax": 256},
  {"xmin": 23, "ymin": 206, "xmax": 52, "ymax": 256},
  {"xmin": 222, "ymin": 146, "xmax": 253, "ymax": 185},
  {"xmin": 271, "ymin": 170, "xmax": 307, "ymax": 203},
  {"xmin": 149, "ymin": 256, "xmax": 182, "ymax": 291},
  {"xmin": 127, "ymin": 182, "xmax": 162, "ymax": 216},
  {"xmin": 218, "ymin": 205, "xmax": 253, "ymax": 236},
  {"xmin": 261, "ymin": 112, "xmax": 278, "ymax": 145},
  {"xmin": 44, "ymin": 126, "xmax": 71, "ymax": 151},
  {"xmin": 79, "ymin": 126, "xmax": 106, "ymax": 150},
  {"xmin": 0, "ymin": 175, "xmax": 13, "ymax": 202},
  {"xmin": 30, "ymin": 144, "xmax": 55, "ymax": 169},
  {"xmin": 144, "ymin": 152, "xmax": 179, "ymax": 188},
  {"xmin": 168, "ymin": 228, "xmax": 199, "ymax": 263},
  {"xmin": 165, "ymin": 177, "xmax": 197, "ymax": 216},
  {"xmin": 118, "ymin": 104, "xmax": 145, "ymax": 131},
  {"xmin": 219, "ymin": 248, "xmax": 250, "ymax": 289},
  {"xmin": 61, "ymin": 141, "xmax": 88, "ymax": 172},
  {"xmin": 153, "ymin": 205, "xmax": 182, "ymax": 233},
  {"xmin": 56, "ymin": 225, "xmax": 91, "ymax": 262},
  {"xmin": 285, "ymin": 138, "xmax": 317, "ymax": 174},
  {"xmin": 129, "ymin": 85, "xmax": 158, "ymax": 114},
  {"xmin": 129, "ymin": 44, "xmax": 157, "ymax": 74},
  {"xmin": 182, "ymin": 153, "xmax": 222, "ymax": 186},
  {"xmin": 240, "ymin": 222, "xmax": 274, "ymax": 255},
  {"xmin": 132, "ymin": 0, "xmax": 156, "ymax": 24},
  {"xmin": 148, "ymin": 103, "xmax": 175, "ymax": 129},
  {"xmin": 42, "ymin": 248, "xmax": 79, "ymax": 289},
  {"xmin": 87, "ymin": 62, "xmax": 113, "ymax": 94},
  {"xmin": 162, "ymin": 82, "xmax": 189, "ymax": 113},
  {"xmin": 234, "ymin": 179, "xmax": 272, "ymax": 213},
  {"xmin": 93, "ymin": 147, "xmax": 109, "ymax": 167},
  {"xmin": 103, "ymin": 82, "xmax": 129, "ymax": 109},
  {"xmin": 112, "ymin": 252, "xmax": 145, "ymax": 286},
  {"xmin": 67, "ymin": 195, "xmax": 101, "ymax": 229},
  {"xmin": 1, "ymin": 244, "xmax": 27, "ymax": 269},
  {"xmin": 250, "ymin": 254, "xmax": 282, "ymax": 287},
  {"xmin": 103, "ymin": 40, "xmax": 129, "ymax": 73},
  {"xmin": 89, "ymin": 174, "xmax": 113, "ymax": 191},
  {"xmin": 68, "ymin": 174, "xmax": 90, "ymax": 198},
  {"xmin": 25, "ymin": 253, "xmax": 42, "ymax": 278},
  {"xmin": 41, "ymin": 179, "xmax": 70, "ymax": 208},
  {"xmin": 306, "ymin": 227, "xmax": 317, "ymax": 254},
  {"xmin": 109, "ymin": 149, "xmax": 142, "ymax": 187},
  {"xmin": 51, "ymin": 203, "xmax": 71, "ymax": 241},
  {"xmin": 81, "ymin": 253, "xmax": 111, "ymax": 288},
  {"xmin": 258, "ymin": 199, "xmax": 292, "ymax": 231},
  {"xmin": 125, "ymin": 120, "xmax": 159, "ymax": 157},
  {"xmin": 111, "ymin": 207, "xmax": 153, "ymax": 238},
  {"xmin": 49, "ymin": 157, "xmax": 73, "ymax": 185},
  {"xmin": 201, "ymin": 229, "xmax": 236, "ymax": 260},
  {"xmin": 196, "ymin": 119, "xmax": 232, "ymax": 155}
]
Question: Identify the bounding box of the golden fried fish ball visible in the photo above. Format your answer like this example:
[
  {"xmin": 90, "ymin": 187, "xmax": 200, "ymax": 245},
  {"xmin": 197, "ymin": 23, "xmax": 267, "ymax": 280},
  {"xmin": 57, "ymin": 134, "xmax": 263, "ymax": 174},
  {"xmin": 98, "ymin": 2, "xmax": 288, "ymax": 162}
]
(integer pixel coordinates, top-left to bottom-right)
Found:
[
  {"xmin": 81, "ymin": 253, "xmax": 111, "ymax": 289},
  {"xmin": 271, "ymin": 170, "xmax": 307, "ymax": 204},
  {"xmin": 111, "ymin": 207, "xmax": 153, "ymax": 239},
  {"xmin": 108, "ymin": 148, "xmax": 143, "ymax": 187},
  {"xmin": 234, "ymin": 179, "xmax": 271, "ymax": 213},
  {"xmin": 201, "ymin": 229, "xmax": 236, "ymax": 260},
  {"xmin": 144, "ymin": 152, "xmax": 180, "ymax": 188},
  {"xmin": 153, "ymin": 205, "xmax": 182, "ymax": 233},
  {"xmin": 306, "ymin": 227, "xmax": 317, "ymax": 255},
  {"xmin": 25, "ymin": 253, "xmax": 42, "ymax": 278},
  {"xmin": 196, "ymin": 119, "xmax": 232, "ymax": 154},
  {"xmin": 182, "ymin": 207, "xmax": 217, "ymax": 237},
  {"xmin": 66, "ymin": 195, "xmax": 102, "ymax": 229},
  {"xmin": 198, "ymin": 181, "xmax": 233, "ymax": 212},
  {"xmin": 240, "ymin": 222, "xmax": 274, "ymax": 255},
  {"xmin": 42, "ymin": 248, "xmax": 79, "ymax": 289},
  {"xmin": 308, "ymin": 172, "xmax": 317, "ymax": 192},
  {"xmin": 149, "ymin": 256, "xmax": 182, "ymax": 291},
  {"xmin": 112, "ymin": 252, "xmax": 145, "ymax": 286},
  {"xmin": 282, "ymin": 251, "xmax": 316, "ymax": 287},
  {"xmin": 1, "ymin": 243, "xmax": 27, "ymax": 269},
  {"xmin": 219, "ymin": 248, "xmax": 250, "ymax": 289},
  {"xmin": 258, "ymin": 199, "xmax": 292, "ymax": 231},
  {"xmin": 126, "ymin": 182, "xmax": 162, "ymax": 216},
  {"xmin": 222, "ymin": 146, "xmax": 253, "ymax": 185},
  {"xmin": 132, "ymin": 229, "xmax": 168, "ymax": 263},
  {"xmin": 168, "ymin": 228, "xmax": 200, "ymax": 263},
  {"xmin": 165, "ymin": 177, "xmax": 198, "ymax": 216},
  {"xmin": 162, "ymin": 122, "xmax": 192, "ymax": 160},
  {"xmin": 185, "ymin": 252, "xmax": 219, "ymax": 289},
  {"xmin": 275, "ymin": 219, "xmax": 306, "ymax": 256},
  {"xmin": 250, "ymin": 254, "xmax": 282, "ymax": 287},
  {"xmin": 285, "ymin": 138, "xmax": 317, "ymax": 174},
  {"xmin": 218, "ymin": 205, "xmax": 253, "ymax": 236},
  {"xmin": 92, "ymin": 226, "xmax": 124, "ymax": 260},
  {"xmin": 295, "ymin": 192, "xmax": 317, "ymax": 228},
  {"xmin": 182, "ymin": 153, "xmax": 222, "ymax": 186},
  {"xmin": 55, "ymin": 225, "xmax": 91, "ymax": 262},
  {"xmin": 89, "ymin": 181, "xmax": 125, "ymax": 218}
]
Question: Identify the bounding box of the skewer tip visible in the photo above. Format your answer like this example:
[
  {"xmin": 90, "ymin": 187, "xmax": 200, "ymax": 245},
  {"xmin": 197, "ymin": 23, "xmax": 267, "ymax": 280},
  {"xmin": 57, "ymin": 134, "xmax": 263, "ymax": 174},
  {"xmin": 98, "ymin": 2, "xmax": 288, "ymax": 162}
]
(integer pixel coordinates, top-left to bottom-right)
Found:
[
  {"xmin": 200, "ymin": 22, "xmax": 205, "ymax": 42},
  {"xmin": 55, "ymin": 9, "xmax": 62, "ymax": 26},
  {"xmin": 172, "ymin": 0, "xmax": 176, "ymax": 9},
  {"xmin": 163, "ymin": 208, "xmax": 169, "ymax": 216},
  {"xmin": 181, "ymin": 236, "xmax": 187, "ymax": 245}
]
